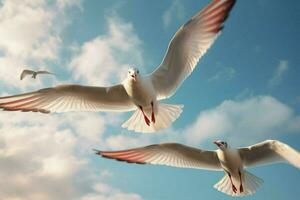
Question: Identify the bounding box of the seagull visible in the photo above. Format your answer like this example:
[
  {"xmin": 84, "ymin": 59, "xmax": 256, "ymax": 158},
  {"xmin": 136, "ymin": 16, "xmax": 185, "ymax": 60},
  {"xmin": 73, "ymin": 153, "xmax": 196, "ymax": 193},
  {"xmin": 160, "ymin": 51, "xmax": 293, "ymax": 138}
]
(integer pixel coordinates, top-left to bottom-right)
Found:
[
  {"xmin": 0, "ymin": 0, "xmax": 236, "ymax": 133},
  {"xmin": 20, "ymin": 69, "xmax": 55, "ymax": 80},
  {"xmin": 94, "ymin": 140, "xmax": 300, "ymax": 197}
]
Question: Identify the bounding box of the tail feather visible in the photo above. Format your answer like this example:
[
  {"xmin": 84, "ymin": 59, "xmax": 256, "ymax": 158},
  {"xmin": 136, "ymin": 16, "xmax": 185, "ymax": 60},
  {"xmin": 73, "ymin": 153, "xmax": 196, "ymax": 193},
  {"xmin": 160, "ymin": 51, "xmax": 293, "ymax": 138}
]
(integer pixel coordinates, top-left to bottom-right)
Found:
[
  {"xmin": 122, "ymin": 103, "xmax": 183, "ymax": 133},
  {"xmin": 214, "ymin": 171, "xmax": 263, "ymax": 197}
]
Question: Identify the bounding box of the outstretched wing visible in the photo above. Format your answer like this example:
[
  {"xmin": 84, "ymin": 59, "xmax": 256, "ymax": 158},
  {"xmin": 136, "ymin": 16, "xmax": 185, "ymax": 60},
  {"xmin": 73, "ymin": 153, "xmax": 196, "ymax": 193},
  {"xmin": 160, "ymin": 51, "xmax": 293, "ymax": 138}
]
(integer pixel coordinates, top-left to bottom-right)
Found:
[
  {"xmin": 36, "ymin": 70, "xmax": 54, "ymax": 75},
  {"xmin": 239, "ymin": 140, "xmax": 300, "ymax": 169},
  {"xmin": 95, "ymin": 143, "xmax": 221, "ymax": 171},
  {"xmin": 20, "ymin": 69, "xmax": 35, "ymax": 80},
  {"xmin": 0, "ymin": 84, "xmax": 135, "ymax": 113},
  {"xmin": 149, "ymin": 0, "xmax": 236, "ymax": 99}
]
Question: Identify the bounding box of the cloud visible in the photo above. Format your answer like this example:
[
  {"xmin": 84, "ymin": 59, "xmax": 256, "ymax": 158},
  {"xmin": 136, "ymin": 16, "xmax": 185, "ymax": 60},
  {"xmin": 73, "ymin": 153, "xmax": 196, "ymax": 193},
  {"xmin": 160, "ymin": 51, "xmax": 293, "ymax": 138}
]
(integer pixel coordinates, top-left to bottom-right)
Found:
[
  {"xmin": 0, "ymin": 113, "xmax": 85, "ymax": 200},
  {"xmin": 185, "ymin": 95, "xmax": 300, "ymax": 146},
  {"xmin": 104, "ymin": 134, "xmax": 151, "ymax": 150},
  {"xmin": 69, "ymin": 16, "xmax": 143, "ymax": 86},
  {"xmin": 0, "ymin": 0, "xmax": 58, "ymax": 60},
  {"xmin": 0, "ymin": 110, "xmax": 144, "ymax": 200},
  {"xmin": 208, "ymin": 66, "xmax": 236, "ymax": 82},
  {"xmin": 0, "ymin": 2, "xmax": 146, "ymax": 200},
  {"xmin": 80, "ymin": 182, "xmax": 143, "ymax": 200},
  {"xmin": 268, "ymin": 60, "xmax": 289, "ymax": 87},
  {"xmin": 0, "ymin": 0, "xmax": 81, "ymax": 89},
  {"xmin": 56, "ymin": 0, "xmax": 82, "ymax": 10},
  {"xmin": 162, "ymin": 0, "xmax": 185, "ymax": 28}
]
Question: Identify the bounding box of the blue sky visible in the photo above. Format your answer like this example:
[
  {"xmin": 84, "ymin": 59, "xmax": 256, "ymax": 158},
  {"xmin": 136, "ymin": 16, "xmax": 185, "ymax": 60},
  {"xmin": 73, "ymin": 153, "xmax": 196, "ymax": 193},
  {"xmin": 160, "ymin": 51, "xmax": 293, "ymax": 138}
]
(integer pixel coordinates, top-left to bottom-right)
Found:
[{"xmin": 0, "ymin": 0, "xmax": 300, "ymax": 199}]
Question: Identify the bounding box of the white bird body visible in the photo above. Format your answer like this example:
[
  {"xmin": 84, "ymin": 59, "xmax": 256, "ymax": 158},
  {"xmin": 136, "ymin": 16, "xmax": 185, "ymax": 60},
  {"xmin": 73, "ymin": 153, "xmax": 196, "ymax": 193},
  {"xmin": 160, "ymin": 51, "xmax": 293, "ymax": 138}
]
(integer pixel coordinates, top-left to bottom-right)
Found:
[
  {"xmin": 123, "ymin": 75, "xmax": 156, "ymax": 108},
  {"xmin": 216, "ymin": 148, "xmax": 242, "ymax": 176},
  {"xmin": 0, "ymin": 0, "xmax": 236, "ymax": 133},
  {"xmin": 95, "ymin": 140, "xmax": 300, "ymax": 197}
]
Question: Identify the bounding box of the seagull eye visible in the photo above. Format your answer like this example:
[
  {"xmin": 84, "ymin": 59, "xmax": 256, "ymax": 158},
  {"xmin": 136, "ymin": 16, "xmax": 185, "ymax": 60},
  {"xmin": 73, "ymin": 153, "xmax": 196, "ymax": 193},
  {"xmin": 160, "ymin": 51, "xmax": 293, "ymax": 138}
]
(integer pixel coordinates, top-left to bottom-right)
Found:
[{"xmin": 137, "ymin": 70, "xmax": 139, "ymax": 74}]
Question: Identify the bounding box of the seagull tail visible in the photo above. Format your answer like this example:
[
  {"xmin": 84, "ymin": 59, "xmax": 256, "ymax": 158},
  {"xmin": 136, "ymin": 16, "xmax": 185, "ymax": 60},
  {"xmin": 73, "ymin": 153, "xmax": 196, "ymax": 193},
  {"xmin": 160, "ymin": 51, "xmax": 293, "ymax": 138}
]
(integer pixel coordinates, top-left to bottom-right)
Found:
[
  {"xmin": 122, "ymin": 103, "xmax": 183, "ymax": 133},
  {"xmin": 213, "ymin": 170, "xmax": 263, "ymax": 197}
]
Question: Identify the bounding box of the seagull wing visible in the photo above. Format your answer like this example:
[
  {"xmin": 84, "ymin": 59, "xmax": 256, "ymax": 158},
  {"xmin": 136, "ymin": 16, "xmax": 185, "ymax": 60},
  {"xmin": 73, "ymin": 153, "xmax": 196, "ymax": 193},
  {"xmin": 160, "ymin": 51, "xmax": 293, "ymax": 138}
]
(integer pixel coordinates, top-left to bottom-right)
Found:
[
  {"xmin": 239, "ymin": 140, "xmax": 300, "ymax": 169},
  {"xmin": 0, "ymin": 84, "xmax": 135, "ymax": 113},
  {"xmin": 95, "ymin": 143, "xmax": 222, "ymax": 171},
  {"xmin": 20, "ymin": 70, "xmax": 35, "ymax": 80},
  {"xmin": 149, "ymin": 0, "xmax": 236, "ymax": 99},
  {"xmin": 36, "ymin": 70, "xmax": 54, "ymax": 75}
]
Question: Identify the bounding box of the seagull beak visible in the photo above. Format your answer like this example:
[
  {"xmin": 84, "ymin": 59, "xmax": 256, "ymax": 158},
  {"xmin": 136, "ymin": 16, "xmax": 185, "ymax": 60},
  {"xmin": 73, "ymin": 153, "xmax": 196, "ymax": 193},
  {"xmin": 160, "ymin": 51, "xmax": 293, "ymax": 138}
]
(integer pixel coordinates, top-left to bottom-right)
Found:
[
  {"xmin": 213, "ymin": 141, "xmax": 221, "ymax": 147},
  {"xmin": 131, "ymin": 74, "xmax": 136, "ymax": 82}
]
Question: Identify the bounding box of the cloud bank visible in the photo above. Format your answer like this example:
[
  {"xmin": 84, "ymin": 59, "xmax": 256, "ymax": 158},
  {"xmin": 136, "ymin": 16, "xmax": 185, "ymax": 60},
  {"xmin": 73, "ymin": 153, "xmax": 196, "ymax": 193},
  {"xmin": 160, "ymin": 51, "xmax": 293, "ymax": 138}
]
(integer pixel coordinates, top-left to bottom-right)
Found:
[{"xmin": 185, "ymin": 95, "xmax": 300, "ymax": 146}]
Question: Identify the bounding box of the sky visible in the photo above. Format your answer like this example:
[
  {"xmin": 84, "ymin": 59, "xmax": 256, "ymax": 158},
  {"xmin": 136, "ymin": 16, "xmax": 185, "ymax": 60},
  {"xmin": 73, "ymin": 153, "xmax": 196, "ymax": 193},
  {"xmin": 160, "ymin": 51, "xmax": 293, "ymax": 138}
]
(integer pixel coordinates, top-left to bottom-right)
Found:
[{"xmin": 0, "ymin": 0, "xmax": 300, "ymax": 199}]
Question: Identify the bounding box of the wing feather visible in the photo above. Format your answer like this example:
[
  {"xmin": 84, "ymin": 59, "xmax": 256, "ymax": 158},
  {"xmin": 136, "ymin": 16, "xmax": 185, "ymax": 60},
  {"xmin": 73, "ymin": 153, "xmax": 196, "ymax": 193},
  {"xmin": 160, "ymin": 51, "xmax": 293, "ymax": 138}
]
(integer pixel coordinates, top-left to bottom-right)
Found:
[
  {"xmin": 239, "ymin": 140, "xmax": 300, "ymax": 169},
  {"xmin": 36, "ymin": 70, "xmax": 54, "ymax": 75},
  {"xmin": 0, "ymin": 84, "xmax": 135, "ymax": 113},
  {"xmin": 20, "ymin": 69, "xmax": 35, "ymax": 80},
  {"xmin": 95, "ymin": 143, "xmax": 222, "ymax": 171},
  {"xmin": 149, "ymin": 0, "xmax": 236, "ymax": 99}
]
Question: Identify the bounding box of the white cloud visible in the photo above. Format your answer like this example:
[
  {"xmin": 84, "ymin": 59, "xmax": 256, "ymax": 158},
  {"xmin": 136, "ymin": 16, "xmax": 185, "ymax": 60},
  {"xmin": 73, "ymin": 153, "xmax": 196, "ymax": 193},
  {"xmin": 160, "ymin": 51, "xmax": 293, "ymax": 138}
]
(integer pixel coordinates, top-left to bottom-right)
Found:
[
  {"xmin": 268, "ymin": 60, "xmax": 289, "ymax": 87},
  {"xmin": 64, "ymin": 113, "xmax": 107, "ymax": 143},
  {"xmin": 162, "ymin": 0, "xmax": 185, "ymax": 28},
  {"xmin": 0, "ymin": 111, "xmax": 143, "ymax": 200},
  {"xmin": 69, "ymin": 16, "xmax": 143, "ymax": 86},
  {"xmin": 56, "ymin": 0, "xmax": 82, "ymax": 10},
  {"xmin": 0, "ymin": 113, "xmax": 85, "ymax": 200},
  {"xmin": 104, "ymin": 134, "xmax": 150, "ymax": 150},
  {"xmin": 81, "ymin": 182, "xmax": 143, "ymax": 200},
  {"xmin": 0, "ymin": 0, "xmax": 58, "ymax": 60},
  {"xmin": 185, "ymin": 95, "xmax": 300, "ymax": 146},
  {"xmin": 0, "ymin": 0, "xmax": 81, "ymax": 89}
]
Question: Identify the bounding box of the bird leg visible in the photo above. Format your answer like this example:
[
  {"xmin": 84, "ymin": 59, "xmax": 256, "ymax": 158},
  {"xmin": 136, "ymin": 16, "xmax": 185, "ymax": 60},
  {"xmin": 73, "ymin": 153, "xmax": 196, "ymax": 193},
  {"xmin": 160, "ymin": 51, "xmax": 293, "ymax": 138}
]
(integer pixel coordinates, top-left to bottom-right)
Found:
[
  {"xmin": 139, "ymin": 105, "xmax": 150, "ymax": 126},
  {"xmin": 238, "ymin": 170, "xmax": 243, "ymax": 193},
  {"xmin": 226, "ymin": 171, "xmax": 237, "ymax": 193},
  {"xmin": 151, "ymin": 101, "xmax": 155, "ymax": 123}
]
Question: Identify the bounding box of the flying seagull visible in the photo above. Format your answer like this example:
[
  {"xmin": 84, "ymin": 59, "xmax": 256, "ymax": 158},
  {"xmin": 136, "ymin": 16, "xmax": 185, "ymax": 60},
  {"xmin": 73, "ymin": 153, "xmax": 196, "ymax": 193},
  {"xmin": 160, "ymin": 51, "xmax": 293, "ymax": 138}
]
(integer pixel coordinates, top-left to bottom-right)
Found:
[
  {"xmin": 94, "ymin": 140, "xmax": 300, "ymax": 197},
  {"xmin": 20, "ymin": 69, "xmax": 54, "ymax": 80},
  {"xmin": 0, "ymin": 0, "xmax": 236, "ymax": 133}
]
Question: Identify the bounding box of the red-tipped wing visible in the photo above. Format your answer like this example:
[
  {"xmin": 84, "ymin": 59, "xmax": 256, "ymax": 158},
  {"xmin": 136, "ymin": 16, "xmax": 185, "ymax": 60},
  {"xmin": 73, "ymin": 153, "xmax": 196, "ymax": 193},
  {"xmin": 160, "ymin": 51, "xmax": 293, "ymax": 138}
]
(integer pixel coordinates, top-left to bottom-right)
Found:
[
  {"xmin": 95, "ymin": 143, "xmax": 221, "ymax": 171},
  {"xmin": 150, "ymin": 0, "xmax": 236, "ymax": 99},
  {"xmin": 0, "ymin": 84, "xmax": 135, "ymax": 113}
]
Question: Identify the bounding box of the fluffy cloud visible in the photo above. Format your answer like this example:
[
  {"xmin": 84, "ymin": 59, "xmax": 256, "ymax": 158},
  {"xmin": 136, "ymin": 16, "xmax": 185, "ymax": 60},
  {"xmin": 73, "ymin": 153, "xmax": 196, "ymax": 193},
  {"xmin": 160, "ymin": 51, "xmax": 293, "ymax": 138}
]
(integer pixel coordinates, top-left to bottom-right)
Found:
[
  {"xmin": 81, "ymin": 182, "xmax": 143, "ymax": 200},
  {"xmin": 162, "ymin": 0, "xmax": 185, "ymax": 28},
  {"xmin": 185, "ymin": 95, "xmax": 300, "ymax": 145},
  {"xmin": 0, "ymin": 112, "xmax": 85, "ymax": 200},
  {"xmin": 0, "ymin": 111, "xmax": 143, "ymax": 200},
  {"xmin": 0, "ymin": 0, "xmax": 58, "ymax": 60},
  {"xmin": 104, "ymin": 134, "xmax": 151, "ymax": 150},
  {"xmin": 0, "ymin": 0, "xmax": 80, "ymax": 89},
  {"xmin": 268, "ymin": 60, "xmax": 289, "ymax": 87},
  {"xmin": 69, "ymin": 16, "xmax": 144, "ymax": 86}
]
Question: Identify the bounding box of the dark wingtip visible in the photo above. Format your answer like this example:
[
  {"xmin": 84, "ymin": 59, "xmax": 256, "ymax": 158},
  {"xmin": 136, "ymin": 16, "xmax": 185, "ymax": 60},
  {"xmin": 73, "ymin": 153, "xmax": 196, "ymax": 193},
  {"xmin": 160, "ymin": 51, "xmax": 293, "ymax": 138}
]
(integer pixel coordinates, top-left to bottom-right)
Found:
[
  {"xmin": 94, "ymin": 150, "xmax": 147, "ymax": 165},
  {"xmin": 92, "ymin": 149, "xmax": 102, "ymax": 155}
]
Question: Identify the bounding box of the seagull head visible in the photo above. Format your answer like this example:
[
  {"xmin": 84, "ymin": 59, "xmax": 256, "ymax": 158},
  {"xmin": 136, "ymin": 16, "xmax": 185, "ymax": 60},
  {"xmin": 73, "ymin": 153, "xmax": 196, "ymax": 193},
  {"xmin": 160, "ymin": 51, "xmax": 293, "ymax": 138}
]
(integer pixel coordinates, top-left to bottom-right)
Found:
[
  {"xmin": 213, "ymin": 140, "xmax": 228, "ymax": 150},
  {"xmin": 128, "ymin": 67, "xmax": 140, "ymax": 82}
]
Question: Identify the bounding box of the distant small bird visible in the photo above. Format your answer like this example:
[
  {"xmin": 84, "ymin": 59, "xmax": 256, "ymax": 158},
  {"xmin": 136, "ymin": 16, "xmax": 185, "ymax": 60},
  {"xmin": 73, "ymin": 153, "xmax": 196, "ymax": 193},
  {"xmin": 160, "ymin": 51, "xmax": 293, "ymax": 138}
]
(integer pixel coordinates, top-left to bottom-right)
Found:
[
  {"xmin": 20, "ymin": 69, "xmax": 54, "ymax": 80},
  {"xmin": 94, "ymin": 140, "xmax": 300, "ymax": 197}
]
